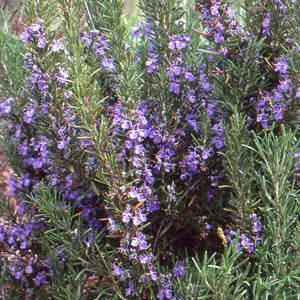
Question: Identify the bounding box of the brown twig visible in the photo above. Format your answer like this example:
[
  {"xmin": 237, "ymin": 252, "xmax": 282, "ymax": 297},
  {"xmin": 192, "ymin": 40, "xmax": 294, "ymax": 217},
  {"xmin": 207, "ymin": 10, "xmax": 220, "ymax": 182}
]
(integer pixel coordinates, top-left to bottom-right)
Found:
[{"xmin": 191, "ymin": 27, "xmax": 212, "ymax": 39}]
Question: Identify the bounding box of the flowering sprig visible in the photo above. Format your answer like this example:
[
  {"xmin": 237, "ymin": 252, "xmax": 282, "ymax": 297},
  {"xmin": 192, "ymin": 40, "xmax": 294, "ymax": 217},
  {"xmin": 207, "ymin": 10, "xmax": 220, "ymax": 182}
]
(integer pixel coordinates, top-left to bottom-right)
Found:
[{"xmin": 1, "ymin": 0, "xmax": 300, "ymax": 298}]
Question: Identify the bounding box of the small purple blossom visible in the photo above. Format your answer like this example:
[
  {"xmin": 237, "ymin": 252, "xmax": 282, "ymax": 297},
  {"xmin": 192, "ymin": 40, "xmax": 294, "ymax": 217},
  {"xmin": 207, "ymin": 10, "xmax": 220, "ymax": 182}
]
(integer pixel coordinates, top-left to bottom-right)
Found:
[
  {"xmin": 122, "ymin": 204, "xmax": 133, "ymax": 224},
  {"xmin": 102, "ymin": 57, "xmax": 116, "ymax": 71},
  {"xmin": 148, "ymin": 265, "xmax": 158, "ymax": 281},
  {"xmin": 173, "ymin": 260, "xmax": 186, "ymax": 277},
  {"xmin": 157, "ymin": 283, "xmax": 173, "ymax": 300},
  {"xmin": 25, "ymin": 265, "xmax": 33, "ymax": 274},
  {"xmin": 37, "ymin": 32, "xmax": 47, "ymax": 48},
  {"xmin": 20, "ymin": 28, "xmax": 31, "ymax": 43},
  {"xmin": 146, "ymin": 54, "xmax": 158, "ymax": 73},
  {"xmin": 57, "ymin": 140, "xmax": 66, "ymax": 150},
  {"xmin": 112, "ymin": 263, "xmax": 124, "ymax": 277},
  {"xmin": 169, "ymin": 81, "xmax": 180, "ymax": 94},
  {"xmin": 132, "ymin": 23, "xmax": 142, "ymax": 38},
  {"xmin": 202, "ymin": 148, "xmax": 212, "ymax": 160},
  {"xmin": 131, "ymin": 231, "xmax": 148, "ymax": 250},
  {"xmin": 125, "ymin": 282, "xmax": 135, "ymax": 296},
  {"xmin": 51, "ymin": 39, "xmax": 65, "ymax": 52},
  {"xmin": 34, "ymin": 271, "xmax": 47, "ymax": 285},
  {"xmin": 274, "ymin": 57, "xmax": 288, "ymax": 74},
  {"xmin": 132, "ymin": 208, "xmax": 147, "ymax": 226},
  {"xmin": 273, "ymin": 105, "xmax": 284, "ymax": 120},
  {"xmin": 23, "ymin": 105, "xmax": 36, "ymax": 123},
  {"xmin": 140, "ymin": 253, "xmax": 154, "ymax": 264},
  {"xmin": 0, "ymin": 98, "xmax": 13, "ymax": 114},
  {"xmin": 55, "ymin": 67, "xmax": 69, "ymax": 84}
]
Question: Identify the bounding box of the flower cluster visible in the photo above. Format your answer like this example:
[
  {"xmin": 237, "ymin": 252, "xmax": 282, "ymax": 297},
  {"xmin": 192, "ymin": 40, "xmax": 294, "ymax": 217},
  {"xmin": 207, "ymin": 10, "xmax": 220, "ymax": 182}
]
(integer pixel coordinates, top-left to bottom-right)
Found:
[
  {"xmin": 195, "ymin": 0, "xmax": 244, "ymax": 49},
  {"xmin": 0, "ymin": 220, "xmax": 51, "ymax": 288},
  {"xmin": 225, "ymin": 213, "xmax": 262, "ymax": 253},
  {"xmin": 6, "ymin": 0, "xmax": 300, "ymax": 298}
]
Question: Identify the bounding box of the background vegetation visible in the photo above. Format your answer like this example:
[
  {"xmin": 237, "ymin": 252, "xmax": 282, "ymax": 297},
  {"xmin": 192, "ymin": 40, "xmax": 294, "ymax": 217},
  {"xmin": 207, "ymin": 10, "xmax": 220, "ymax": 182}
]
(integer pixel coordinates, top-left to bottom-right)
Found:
[{"xmin": 0, "ymin": 0, "xmax": 300, "ymax": 299}]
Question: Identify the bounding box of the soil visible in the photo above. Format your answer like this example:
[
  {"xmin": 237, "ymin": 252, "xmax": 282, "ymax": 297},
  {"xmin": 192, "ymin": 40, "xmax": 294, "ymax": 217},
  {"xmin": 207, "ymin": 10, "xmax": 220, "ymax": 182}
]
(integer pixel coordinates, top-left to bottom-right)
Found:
[{"xmin": 0, "ymin": 148, "xmax": 12, "ymax": 198}]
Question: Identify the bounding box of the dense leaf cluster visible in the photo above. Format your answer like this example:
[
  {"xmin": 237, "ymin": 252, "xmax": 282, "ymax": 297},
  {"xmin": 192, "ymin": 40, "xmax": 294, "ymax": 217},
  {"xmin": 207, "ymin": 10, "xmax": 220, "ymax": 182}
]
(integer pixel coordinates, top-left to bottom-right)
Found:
[{"xmin": 0, "ymin": 0, "xmax": 300, "ymax": 299}]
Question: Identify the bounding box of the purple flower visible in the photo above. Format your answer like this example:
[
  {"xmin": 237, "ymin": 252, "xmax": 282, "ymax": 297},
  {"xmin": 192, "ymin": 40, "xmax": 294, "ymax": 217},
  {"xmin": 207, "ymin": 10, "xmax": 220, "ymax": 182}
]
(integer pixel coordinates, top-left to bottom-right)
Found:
[
  {"xmin": 261, "ymin": 119, "xmax": 269, "ymax": 128},
  {"xmin": 202, "ymin": 148, "xmax": 212, "ymax": 160},
  {"xmin": 146, "ymin": 54, "xmax": 158, "ymax": 73},
  {"xmin": 57, "ymin": 140, "xmax": 66, "ymax": 150},
  {"xmin": 122, "ymin": 204, "xmax": 133, "ymax": 224},
  {"xmin": 20, "ymin": 28, "xmax": 31, "ymax": 43},
  {"xmin": 173, "ymin": 260, "xmax": 186, "ymax": 277},
  {"xmin": 121, "ymin": 119, "xmax": 131, "ymax": 130},
  {"xmin": 148, "ymin": 265, "xmax": 158, "ymax": 281},
  {"xmin": 168, "ymin": 34, "xmax": 189, "ymax": 51},
  {"xmin": 144, "ymin": 167, "xmax": 154, "ymax": 184},
  {"xmin": 240, "ymin": 234, "xmax": 254, "ymax": 253},
  {"xmin": 146, "ymin": 197, "xmax": 160, "ymax": 212},
  {"xmin": 125, "ymin": 282, "xmax": 135, "ymax": 296},
  {"xmin": 211, "ymin": 4, "xmax": 220, "ymax": 16},
  {"xmin": 253, "ymin": 234, "xmax": 261, "ymax": 248},
  {"xmin": 51, "ymin": 39, "xmax": 65, "ymax": 52},
  {"xmin": 13, "ymin": 270, "xmax": 23, "ymax": 280},
  {"xmin": 274, "ymin": 57, "xmax": 288, "ymax": 74},
  {"xmin": 215, "ymin": 21, "xmax": 224, "ymax": 34},
  {"xmin": 55, "ymin": 67, "xmax": 69, "ymax": 84},
  {"xmin": 37, "ymin": 33, "xmax": 47, "ymax": 48},
  {"xmin": 64, "ymin": 91, "xmax": 73, "ymax": 99},
  {"xmin": 200, "ymin": 74, "xmax": 211, "ymax": 91},
  {"xmin": 107, "ymin": 218, "xmax": 118, "ymax": 235},
  {"xmin": 128, "ymin": 129, "xmax": 139, "ymax": 140},
  {"xmin": 250, "ymin": 213, "xmax": 262, "ymax": 233},
  {"xmin": 273, "ymin": 105, "xmax": 284, "ymax": 120},
  {"xmin": 132, "ymin": 23, "xmax": 142, "ymax": 38},
  {"xmin": 15, "ymin": 125, "xmax": 22, "ymax": 138},
  {"xmin": 31, "ymin": 20, "xmax": 42, "ymax": 32},
  {"xmin": 23, "ymin": 105, "xmax": 36, "ymax": 123},
  {"xmin": 112, "ymin": 263, "xmax": 124, "ymax": 277},
  {"xmin": 169, "ymin": 81, "xmax": 180, "ymax": 94},
  {"xmin": 21, "ymin": 241, "xmax": 28, "ymax": 249},
  {"xmin": 186, "ymin": 89, "xmax": 196, "ymax": 103},
  {"xmin": 263, "ymin": 13, "xmax": 271, "ymax": 28},
  {"xmin": 131, "ymin": 231, "xmax": 148, "ymax": 250},
  {"xmin": 184, "ymin": 70, "xmax": 195, "ymax": 82},
  {"xmin": 143, "ymin": 23, "xmax": 153, "ymax": 38},
  {"xmin": 140, "ymin": 253, "xmax": 154, "ymax": 264},
  {"xmin": 214, "ymin": 33, "xmax": 224, "ymax": 44},
  {"xmin": 167, "ymin": 61, "xmax": 181, "ymax": 77},
  {"xmin": 205, "ymin": 223, "xmax": 213, "ymax": 230},
  {"xmin": 25, "ymin": 265, "xmax": 33, "ymax": 274},
  {"xmin": 0, "ymin": 98, "xmax": 12, "ymax": 114},
  {"xmin": 157, "ymin": 289, "xmax": 165, "ymax": 300},
  {"xmin": 7, "ymin": 235, "xmax": 14, "ymax": 244},
  {"xmin": 212, "ymin": 137, "xmax": 224, "ymax": 149},
  {"xmin": 34, "ymin": 271, "xmax": 47, "ymax": 285},
  {"xmin": 32, "ymin": 157, "xmax": 45, "ymax": 169},
  {"xmin": 278, "ymin": 75, "xmax": 291, "ymax": 92},
  {"xmin": 83, "ymin": 231, "xmax": 94, "ymax": 248},
  {"xmin": 157, "ymin": 284, "xmax": 173, "ymax": 300},
  {"xmin": 132, "ymin": 208, "xmax": 147, "ymax": 226},
  {"xmin": 50, "ymin": 174, "xmax": 58, "ymax": 186},
  {"xmin": 102, "ymin": 57, "xmax": 116, "ymax": 71}
]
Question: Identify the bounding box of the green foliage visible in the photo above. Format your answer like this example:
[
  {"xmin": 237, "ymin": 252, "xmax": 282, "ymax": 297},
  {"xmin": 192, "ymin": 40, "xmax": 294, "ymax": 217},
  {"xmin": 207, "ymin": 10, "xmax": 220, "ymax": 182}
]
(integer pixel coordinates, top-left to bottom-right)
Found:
[
  {"xmin": 1, "ymin": 0, "xmax": 300, "ymax": 299},
  {"xmin": 250, "ymin": 127, "xmax": 300, "ymax": 298},
  {"xmin": 175, "ymin": 236, "xmax": 252, "ymax": 299},
  {"xmin": 0, "ymin": 10, "xmax": 24, "ymax": 99},
  {"xmin": 221, "ymin": 113, "xmax": 258, "ymax": 231},
  {"xmin": 26, "ymin": 182, "xmax": 117, "ymax": 299}
]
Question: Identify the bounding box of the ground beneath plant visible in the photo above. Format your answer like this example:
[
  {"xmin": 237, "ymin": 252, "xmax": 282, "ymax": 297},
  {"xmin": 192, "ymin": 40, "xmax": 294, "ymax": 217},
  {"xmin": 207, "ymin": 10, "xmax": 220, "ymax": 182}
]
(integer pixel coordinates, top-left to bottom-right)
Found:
[{"xmin": 0, "ymin": 149, "xmax": 12, "ymax": 198}]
